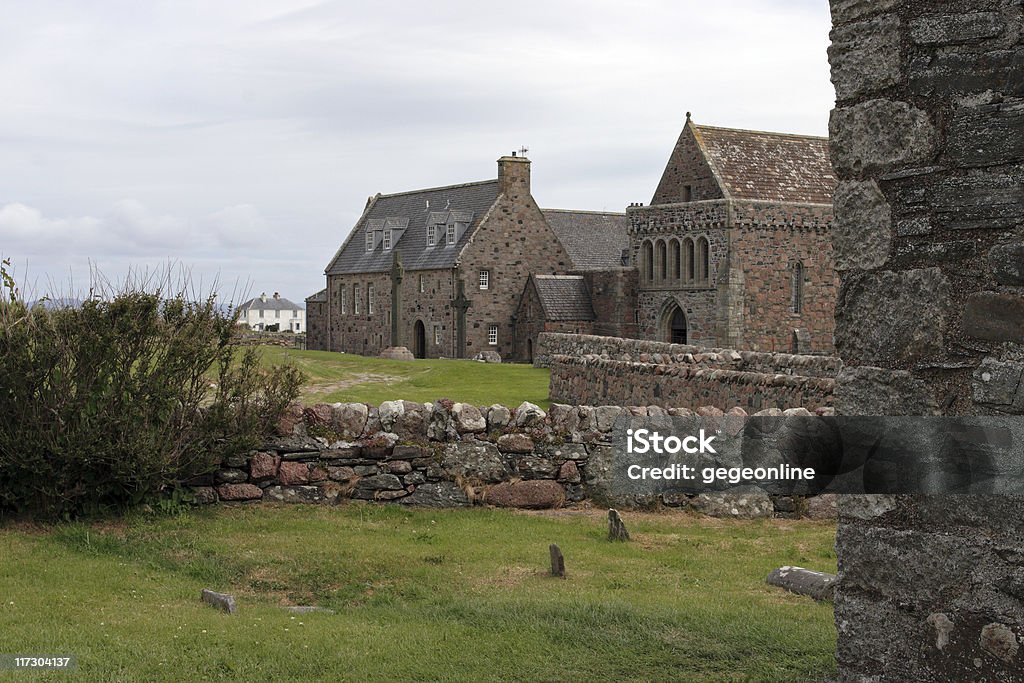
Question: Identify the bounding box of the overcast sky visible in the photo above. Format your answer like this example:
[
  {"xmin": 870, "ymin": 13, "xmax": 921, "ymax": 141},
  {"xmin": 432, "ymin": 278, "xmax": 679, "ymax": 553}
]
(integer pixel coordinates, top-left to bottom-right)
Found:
[{"xmin": 0, "ymin": 0, "xmax": 835, "ymax": 304}]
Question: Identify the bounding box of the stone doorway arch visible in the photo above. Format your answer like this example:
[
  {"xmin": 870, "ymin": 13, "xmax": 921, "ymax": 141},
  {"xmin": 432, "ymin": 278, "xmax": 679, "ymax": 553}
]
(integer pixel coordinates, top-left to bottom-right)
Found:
[
  {"xmin": 413, "ymin": 320, "xmax": 426, "ymax": 359},
  {"xmin": 660, "ymin": 300, "xmax": 688, "ymax": 344}
]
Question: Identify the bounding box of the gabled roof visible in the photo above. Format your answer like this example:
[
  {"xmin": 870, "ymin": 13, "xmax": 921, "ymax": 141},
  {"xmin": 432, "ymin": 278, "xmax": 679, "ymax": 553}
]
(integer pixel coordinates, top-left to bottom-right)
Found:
[
  {"xmin": 542, "ymin": 209, "xmax": 629, "ymax": 271},
  {"xmin": 532, "ymin": 275, "xmax": 595, "ymax": 321},
  {"xmin": 305, "ymin": 288, "xmax": 327, "ymax": 303},
  {"xmin": 325, "ymin": 180, "xmax": 500, "ymax": 275},
  {"xmin": 240, "ymin": 295, "xmax": 304, "ymax": 312},
  {"xmin": 693, "ymin": 122, "xmax": 835, "ymax": 204}
]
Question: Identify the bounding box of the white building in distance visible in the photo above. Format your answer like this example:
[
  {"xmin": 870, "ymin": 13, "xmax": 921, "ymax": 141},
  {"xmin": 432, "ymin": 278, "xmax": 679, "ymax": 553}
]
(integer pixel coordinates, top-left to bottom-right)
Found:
[{"xmin": 238, "ymin": 292, "xmax": 306, "ymax": 333}]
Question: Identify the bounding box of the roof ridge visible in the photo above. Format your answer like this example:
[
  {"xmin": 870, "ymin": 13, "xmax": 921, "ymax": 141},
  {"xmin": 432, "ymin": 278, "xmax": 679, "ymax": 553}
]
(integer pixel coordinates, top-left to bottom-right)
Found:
[
  {"xmin": 541, "ymin": 208, "xmax": 627, "ymax": 217},
  {"xmin": 534, "ymin": 274, "xmax": 586, "ymax": 279},
  {"xmin": 693, "ymin": 122, "xmax": 829, "ymax": 142},
  {"xmin": 377, "ymin": 179, "xmax": 498, "ymax": 199}
]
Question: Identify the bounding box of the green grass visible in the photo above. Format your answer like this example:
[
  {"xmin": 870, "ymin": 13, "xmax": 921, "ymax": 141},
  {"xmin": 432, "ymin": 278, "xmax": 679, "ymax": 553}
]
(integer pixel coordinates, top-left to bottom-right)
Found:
[
  {"xmin": 0, "ymin": 506, "xmax": 836, "ymax": 682},
  {"xmin": 252, "ymin": 346, "xmax": 552, "ymax": 408}
]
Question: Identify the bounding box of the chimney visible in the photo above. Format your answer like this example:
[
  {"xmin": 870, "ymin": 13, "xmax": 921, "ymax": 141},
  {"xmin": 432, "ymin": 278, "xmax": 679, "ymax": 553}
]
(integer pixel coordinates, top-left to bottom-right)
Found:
[
  {"xmin": 260, "ymin": 292, "xmax": 267, "ymax": 303},
  {"xmin": 497, "ymin": 152, "xmax": 531, "ymax": 198},
  {"xmin": 273, "ymin": 292, "xmax": 280, "ymax": 300}
]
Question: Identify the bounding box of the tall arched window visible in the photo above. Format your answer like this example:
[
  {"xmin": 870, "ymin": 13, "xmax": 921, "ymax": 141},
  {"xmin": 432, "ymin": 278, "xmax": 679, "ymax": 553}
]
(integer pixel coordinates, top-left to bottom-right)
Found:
[
  {"xmin": 792, "ymin": 261, "xmax": 805, "ymax": 314},
  {"xmin": 669, "ymin": 238, "xmax": 681, "ymax": 283},
  {"xmin": 656, "ymin": 240, "xmax": 667, "ymax": 283},
  {"xmin": 684, "ymin": 238, "xmax": 695, "ymax": 284},
  {"xmin": 697, "ymin": 237, "xmax": 710, "ymax": 285},
  {"xmin": 642, "ymin": 241, "xmax": 654, "ymax": 283}
]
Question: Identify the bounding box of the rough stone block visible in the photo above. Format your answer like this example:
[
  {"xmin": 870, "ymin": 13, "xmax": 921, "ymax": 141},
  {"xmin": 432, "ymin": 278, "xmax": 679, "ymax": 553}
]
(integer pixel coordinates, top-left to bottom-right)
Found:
[
  {"xmin": 830, "ymin": 100, "xmax": 937, "ymax": 176},
  {"xmin": 830, "ymin": 0, "xmax": 899, "ymax": 26},
  {"xmin": 399, "ymin": 481, "xmax": 470, "ymax": 507},
  {"xmin": 278, "ymin": 461, "xmax": 311, "ymax": 486},
  {"xmin": 215, "ymin": 484, "xmax": 263, "ymax": 501},
  {"xmin": 442, "ymin": 442, "xmax": 512, "ymax": 482},
  {"xmin": 989, "ymin": 242, "xmax": 1024, "ymax": 285},
  {"xmin": 485, "ymin": 480, "xmax": 565, "ymax": 510},
  {"xmin": 948, "ymin": 99, "xmax": 1024, "ymax": 168},
  {"xmin": 910, "ymin": 12, "xmax": 1005, "ymax": 46},
  {"xmin": 201, "ymin": 589, "xmax": 237, "ymax": 614},
  {"xmin": 835, "ymin": 366, "xmax": 940, "ymax": 416},
  {"xmin": 972, "ymin": 358, "xmax": 1024, "ymax": 407},
  {"xmin": 249, "ymin": 452, "xmax": 281, "ymax": 480},
  {"xmin": 835, "ymin": 268, "xmax": 949, "ymax": 366},
  {"xmin": 963, "ymin": 292, "xmax": 1024, "ymax": 343},
  {"xmin": 829, "ymin": 15, "xmax": 902, "ymax": 100},
  {"xmin": 766, "ymin": 566, "xmax": 837, "ymax": 601}
]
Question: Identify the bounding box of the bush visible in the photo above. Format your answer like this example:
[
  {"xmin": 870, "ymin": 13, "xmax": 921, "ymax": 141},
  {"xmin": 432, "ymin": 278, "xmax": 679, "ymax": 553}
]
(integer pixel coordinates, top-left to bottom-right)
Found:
[{"xmin": 0, "ymin": 269, "xmax": 304, "ymax": 519}]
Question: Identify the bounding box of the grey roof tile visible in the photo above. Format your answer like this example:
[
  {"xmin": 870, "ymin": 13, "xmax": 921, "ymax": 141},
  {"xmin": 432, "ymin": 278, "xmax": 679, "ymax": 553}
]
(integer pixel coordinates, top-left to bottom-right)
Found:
[
  {"xmin": 533, "ymin": 275, "xmax": 595, "ymax": 321},
  {"xmin": 240, "ymin": 295, "xmax": 304, "ymax": 312},
  {"xmin": 326, "ymin": 180, "xmax": 500, "ymax": 275},
  {"xmin": 542, "ymin": 209, "xmax": 630, "ymax": 271}
]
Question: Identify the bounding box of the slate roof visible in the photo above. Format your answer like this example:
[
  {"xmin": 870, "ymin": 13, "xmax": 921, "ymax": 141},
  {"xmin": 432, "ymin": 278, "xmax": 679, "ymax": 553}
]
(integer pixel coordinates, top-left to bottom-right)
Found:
[
  {"xmin": 305, "ymin": 288, "xmax": 327, "ymax": 303},
  {"xmin": 240, "ymin": 294, "xmax": 304, "ymax": 312},
  {"xmin": 532, "ymin": 275, "xmax": 595, "ymax": 321},
  {"xmin": 692, "ymin": 123, "xmax": 836, "ymax": 204},
  {"xmin": 542, "ymin": 209, "xmax": 630, "ymax": 271},
  {"xmin": 325, "ymin": 180, "xmax": 500, "ymax": 275}
]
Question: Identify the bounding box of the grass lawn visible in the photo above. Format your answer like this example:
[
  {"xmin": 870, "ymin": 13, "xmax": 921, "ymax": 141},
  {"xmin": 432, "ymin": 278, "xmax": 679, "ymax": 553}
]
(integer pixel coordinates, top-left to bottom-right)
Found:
[
  {"xmin": 252, "ymin": 346, "xmax": 552, "ymax": 408},
  {"xmin": 0, "ymin": 505, "xmax": 836, "ymax": 682}
]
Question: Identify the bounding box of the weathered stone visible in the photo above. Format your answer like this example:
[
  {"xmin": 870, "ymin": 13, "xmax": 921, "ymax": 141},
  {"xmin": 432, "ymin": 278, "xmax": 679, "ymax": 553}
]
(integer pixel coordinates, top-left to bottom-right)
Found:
[
  {"xmin": 486, "ymin": 404, "xmax": 512, "ymax": 431},
  {"xmin": 839, "ymin": 494, "xmax": 898, "ymax": 520},
  {"xmin": 275, "ymin": 401, "xmax": 304, "ymax": 437},
  {"xmin": 388, "ymin": 460, "xmax": 413, "ymax": 475},
  {"xmin": 835, "ymin": 365, "xmax": 939, "ymax": 416},
  {"xmin": 830, "ymin": 100, "xmax": 937, "ymax": 176},
  {"xmin": 224, "ymin": 453, "xmax": 248, "ymax": 468},
  {"xmin": 948, "ymin": 100, "xmax": 1024, "ymax": 168},
  {"xmin": 357, "ymin": 474, "xmax": 404, "ymax": 491},
  {"xmin": 964, "ymin": 292, "xmax": 1024, "ymax": 343},
  {"xmin": 362, "ymin": 432, "xmax": 399, "ymax": 459},
  {"xmin": 550, "ymin": 543, "xmax": 565, "ymax": 578},
  {"xmin": 215, "ymin": 469, "xmax": 248, "ymax": 484},
  {"xmin": 608, "ymin": 509, "xmax": 630, "ymax": 541},
  {"xmin": 263, "ymin": 486, "xmax": 327, "ymax": 504},
  {"xmin": 835, "ymin": 268, "xmax": 949, "ymax": 366},
  {"xmin": 278, "ymin": 461, "xmax": 311, "ymax": 485},
  {"xmin": 979, "ymin": 623, "xmax": 1020, "ymax": 663},
  {"xmin": 690, "ymin": 492, "xmax": 773, "ymax": 519},
  {"xmin": 547, "ymin": 403, "xmax": 580, "ymax": 434},
  {"xmin": 378, "ymin": 401, "xmax": 405, "ymax": 432},
  {"xmin": 375, "ymin": 489, "xmax": 410, "ymax": 501},
  {"xmin": 328, "ymin": 466, "xmax": 357, "ymax": 482},
  {"xmin": 514, "ymin": 401, "xmax": 546, "ymax": 427},
  {"xmin": 973, "ymin": 358, "xmax": 1024, "ymax": 407},
  {"xmin": 303, "ymin": 403, "xmax": 333, "ymax": 428},
  {"xmin": 896, "ymin": 216, "xmax": 932, "ymax": 237},
  {"xmin": 192, "ymin": 487, "xmax": 218, "ymax": 505},
  {"xmin": 805, "ymin": 494, "xmax": 839, "ymax": 520},
  {"xmin": 403, "ymin": 471, "xmax": 427, "ymax": 486},
  {"xmin": 249, "ymin": 452, "xmax": 281, "ymax": 480},
  {"xmin": 400, "ymin": 481, "xmax": 470, "ymax": 507},
  {"xmin": 201, "ymin": 589, "xmax": 237, "ymax": 614},
  {"xmin": 832, "ymin": 180, "xmax": 892, "ymax": 270},
  {"xmin": 829, "ymin": 14, "xmax": 902, "ymax": 100},
  {"xmin": 452, "ymin": 403, "xmax": 486, "ymax": 433},
  {"xmin": 594, "ymin": 405, "xmax": 625, "ymax": 432},
  {"xmin": 283, "ymin": 606, "xmax": 335, "ymax": 615},
  {"xmin": 766, "ymin": 566, "xmax": 837, "ymax": 602},
  {"xmin": 830, "ymin": 0, "xmax": 898, "ymax": 25},
  {"xmin": 216, "ymin": 483, "xmax": 263, "ymax": 501},
  {"xmin": 989, "ymin": 242, "xmax": 1024, "ymax": 286},
  {"xmin": 486, "ymin": 480, "xmax": 565, "ymax": 510},
  {"xmin": 442, "ymin": 442, "xmax": 512, "ymax": 482},
  {"xmin": 319, "ymin": 445, "xmax": 361, "ymax": 460},
  {"xmin": 378, "ymin": 346, "xmax": 414, "ymax": 360},
  {"xmin": 393, "ymin": 408, "xmax": 428, "ymax": 441},
  {"xmin": 427, "ymin": 401, "xmax": 456, "ymax": 441},
  {"xmin": 331, "ymin": 403, "xmax": 368, "ymax": 439},
  {"xmin": 909, "ymin": 12, "xmax": 1004, "ymax": 46},
  {"xmin": 557, "ymin": 460, "xmax": 581, "ymax": 484},
  {"xmin": 515, "ymin": 456, "xmax": 559, "ymax": 479},
  {"xmin": 927, "ymin": 613, "xmax": 955, "ymax": 652},
  {"xmin": 472, "ymin": 350, "xmax": 502, "ymax": 363},
  {"xmin": 266, "ymin": 435, "xmax": 322, "ymax": 454},
  {"xmin": 496, "ymin": 433, "xmax": 535, "ymax": 454}
]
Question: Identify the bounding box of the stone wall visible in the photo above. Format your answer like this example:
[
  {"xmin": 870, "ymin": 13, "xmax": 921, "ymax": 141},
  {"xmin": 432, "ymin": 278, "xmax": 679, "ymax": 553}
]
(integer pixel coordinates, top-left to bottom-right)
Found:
[
  {"xmin": 188, "ymin": 400, "xmax": 832, "ymax": 518},
  {"xmin": 828, "ymin": 0, "xmax": 1023, "ymax": 680},
  {"xmin": 535, "ymin": 333, "xmax": 841, "ymax": 377}
]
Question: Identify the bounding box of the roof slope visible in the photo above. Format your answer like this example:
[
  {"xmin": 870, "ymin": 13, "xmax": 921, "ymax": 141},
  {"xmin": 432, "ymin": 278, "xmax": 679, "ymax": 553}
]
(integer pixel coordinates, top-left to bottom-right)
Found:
[
  {"xmin": 542, "ymin": 209, "xmax": 629, "ymax": 271},
  {"xmin": 326, "ymin": 180, "xmax": 500, "ymax": 275},
  {"xmin": 240, "ymin": 295, "xmax": 304, "ymax": 311},
  {"xmin": 693, "ymin": 124, "xmax": 836, "ymax": 204},
  {"xmin": 533, "ymin": 275, "xmax": 595, "ymax": 321},
  {"xmin": 305, "ymin": 288, "xmax": 327, "ymax": 303}
]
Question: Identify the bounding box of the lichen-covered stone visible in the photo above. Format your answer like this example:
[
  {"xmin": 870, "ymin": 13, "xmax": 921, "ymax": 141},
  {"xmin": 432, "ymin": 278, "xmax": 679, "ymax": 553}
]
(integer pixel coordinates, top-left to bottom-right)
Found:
[
  {"xmin": 485, "ymin": 480, "xmax": 565, "ymax": 510},
  {"xmin": 832, "ymin": 180, "xmax": 892, "ymax": 270},
  {"xmin": 830, "ymin": 100, "xmax": 937, "ymax": 176}
]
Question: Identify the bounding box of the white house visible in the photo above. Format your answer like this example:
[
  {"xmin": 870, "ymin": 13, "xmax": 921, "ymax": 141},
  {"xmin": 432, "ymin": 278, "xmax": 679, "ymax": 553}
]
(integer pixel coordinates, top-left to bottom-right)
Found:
[{"xmin": 238, "ymin": 292, "xmax": 306, "ymax": 333}]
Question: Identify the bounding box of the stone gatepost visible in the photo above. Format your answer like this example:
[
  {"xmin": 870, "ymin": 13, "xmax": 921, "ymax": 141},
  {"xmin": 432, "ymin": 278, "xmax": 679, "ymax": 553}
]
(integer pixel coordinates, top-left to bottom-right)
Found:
[{"xmin": 828, "ymin": 1, "xmax": 1023, "ymax": 680}]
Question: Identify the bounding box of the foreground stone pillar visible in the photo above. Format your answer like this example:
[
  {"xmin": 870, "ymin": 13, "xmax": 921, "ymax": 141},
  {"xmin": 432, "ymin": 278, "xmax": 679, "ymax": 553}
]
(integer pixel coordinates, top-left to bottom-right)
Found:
[{"xmin": 828, "ymin": 1, "xmax": 1023, "ymax": 680}]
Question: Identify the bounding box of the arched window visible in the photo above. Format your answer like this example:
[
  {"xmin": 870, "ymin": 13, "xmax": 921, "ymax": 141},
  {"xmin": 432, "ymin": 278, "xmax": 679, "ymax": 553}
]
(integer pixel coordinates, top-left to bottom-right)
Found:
[
  {"xmin": 792, "ymin": 261, "xmax": 805, "ymax": 314},
  {"xmin": 642, "ymin": 241, "xmax": 654, "ymax": 283},
  {"xmin": 656, "ymin": 240, "xmax": 667, "ymax": 283},
  {"xmin": 684, "ymin": 238, "xmax": 695, "ymax": 284},
  {"xmin": 668, "ymin": 238, "xmax": 681, "ymax": 282},
  {"xmin": 696, "ymin": 237, "xmax": 710, "ymax": 285}
]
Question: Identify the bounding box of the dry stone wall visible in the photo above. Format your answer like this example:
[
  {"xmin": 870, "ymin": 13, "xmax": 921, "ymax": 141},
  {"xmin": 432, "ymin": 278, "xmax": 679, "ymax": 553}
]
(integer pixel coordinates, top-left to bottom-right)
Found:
[
  {"xmin": 828, "ymin": 0, "xmax": 1024, "ymax": 680},
  {"xmin": 187, "ymin": 400, "xmax": 833, "ymax": 519}
]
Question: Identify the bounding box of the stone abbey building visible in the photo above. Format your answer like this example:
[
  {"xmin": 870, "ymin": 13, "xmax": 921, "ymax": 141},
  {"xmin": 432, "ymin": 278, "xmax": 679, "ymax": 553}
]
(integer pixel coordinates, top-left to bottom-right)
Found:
[{"xmin": 307, "ymin": 116, "xmax": 838, "ymax": 359}]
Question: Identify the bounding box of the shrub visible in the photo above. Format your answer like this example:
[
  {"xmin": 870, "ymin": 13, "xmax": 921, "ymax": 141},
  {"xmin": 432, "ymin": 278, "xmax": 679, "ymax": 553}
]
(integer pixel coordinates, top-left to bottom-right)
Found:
[{"xmin": 0, "ymin": 270, "xmax": 304, "ymax": 519}]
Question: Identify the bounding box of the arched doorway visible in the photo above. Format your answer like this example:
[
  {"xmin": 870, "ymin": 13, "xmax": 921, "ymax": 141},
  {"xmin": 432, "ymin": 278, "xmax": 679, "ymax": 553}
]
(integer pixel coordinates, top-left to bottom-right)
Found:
[
  {"xmin": 662, "ymin": 302, "xmax": 688, "ymax": 344},
  {"xmin": 526, "ymin": 338, "xmax": 534, "ymax": 364},
  {"xmin": 413, "ymin": 320, "xmax": 426, "ymax": 359}
]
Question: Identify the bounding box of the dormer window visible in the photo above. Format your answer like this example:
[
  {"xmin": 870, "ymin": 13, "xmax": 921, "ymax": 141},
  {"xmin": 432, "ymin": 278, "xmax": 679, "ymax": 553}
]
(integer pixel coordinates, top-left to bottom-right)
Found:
[
  {"xmin": 446, "ymin": 223, "xmax": 456, "ymax": 246},
  {"xmin": 365, "ymin": 230, "xmax": 374, "ymax": 252},
  {"xmin": 427, "ymin": 224, "xmax": 436, "ymax": 246},
  {"xmin": 383, "ymin": 231, "xmax": 391, "ymax": 251}
]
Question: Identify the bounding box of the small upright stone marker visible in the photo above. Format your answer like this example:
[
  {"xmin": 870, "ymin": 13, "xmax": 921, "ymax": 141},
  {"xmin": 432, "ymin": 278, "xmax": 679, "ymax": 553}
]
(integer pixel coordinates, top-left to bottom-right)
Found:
[
  {"xmin": 549, "ymin": 543, "xmax": 566, "ymax": 578},
  {"xmin": 201, "ymin": 589, "xmax": 237, "ymax": 614},
  {"xmin": 765, "ymin": 566, "xmax": 837, "ymax": 602},
  {"xmin": 608, "ymin": 509, "xmax": 630, "ymax": 541}
]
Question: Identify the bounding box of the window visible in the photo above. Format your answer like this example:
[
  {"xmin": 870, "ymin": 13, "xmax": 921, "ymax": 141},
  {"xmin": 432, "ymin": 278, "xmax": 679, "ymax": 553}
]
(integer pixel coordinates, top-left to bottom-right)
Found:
[
  {"xmin": 642, "ymin": 241, "xmax": 654, "ymax": 283},
  {"xmin": 259, "ymin": 309, "xmax": 264, "ymax": 318},
  {"xmin": 434, "ymin": 326, "xmax": 441, "ymax": 345},
  {"xmin": 354, "ymin": 285, "xmax": 361, "ymax": 314},
  {"xmin": 792, "ymin": 262, "xmax": 805, "ymax": 314},
  {"xmin": 487, "ymin": 324, "xmax": 498, "ymax": 346},
  {"xmin": 367, "ymin": 283, "xmax": 375, "ymax": 316},
  {"xmin": 341, "ymin": 286, "xmax": 347, "ymax": 314},
  {"xmin": 684, "ymin": 238, "xmax": 695, "ymax": 284},
  {"xmin": 383, "ymin": 231, "xmax": 391, "ymax": 250},
  {"xmin": 479, "ymin": 270, "xmax": 489, "ymax": 290},
  {"xmin": 446, "ymin": 223, "xmax": 456, "ymax": 245},
  {"xmin": 275, "ymin": 309, "xmax": 280, "ymax": 319},
  {"xmin": 697, "ymin": 237, "xmax": 710, "ymax": 285},
  {"xmin": 669, "ymin": 239, "xmax": 681, "ymax": 282},
  {"xmin": 656, "ymin": 240, "xmax": 667, "ymax": 283},
  {"xmin": 683, "ymin": 185, "xmax": 693, "ymax": 202},
  {"xmin": 419, "ymin": 275, "xmax": 425, "ymax": 293},
  {"xmin": 365, "ymin": 230, "xmax": 374, "ymax": 251}
]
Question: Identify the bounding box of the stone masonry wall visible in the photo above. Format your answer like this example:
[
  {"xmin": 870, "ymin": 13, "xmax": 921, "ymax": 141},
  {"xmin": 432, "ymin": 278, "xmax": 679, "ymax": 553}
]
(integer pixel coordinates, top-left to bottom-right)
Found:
[
  {"xmin": 189, "ymin": 400, "xmax": 831, "ymax": 518},
  {"xmin": 828, "ymin": 1, "xmax": 1023, "ymax": 680}
]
